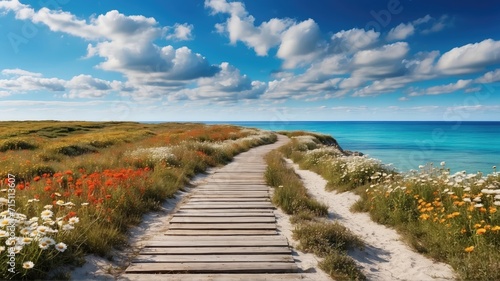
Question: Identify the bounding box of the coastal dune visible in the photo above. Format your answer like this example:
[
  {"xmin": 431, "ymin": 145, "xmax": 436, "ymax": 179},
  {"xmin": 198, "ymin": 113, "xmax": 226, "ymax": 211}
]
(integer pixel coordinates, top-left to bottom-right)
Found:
[{"xmin": 283, "ymin": 158, "xmax": 456, "ymax": 281}]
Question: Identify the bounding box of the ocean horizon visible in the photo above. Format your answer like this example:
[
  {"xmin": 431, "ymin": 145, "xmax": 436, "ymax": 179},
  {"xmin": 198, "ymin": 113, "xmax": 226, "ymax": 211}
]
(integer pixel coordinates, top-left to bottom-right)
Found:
[{"xmin": 189, "ymin": 121, "xmax": 500, "ymax": 175}]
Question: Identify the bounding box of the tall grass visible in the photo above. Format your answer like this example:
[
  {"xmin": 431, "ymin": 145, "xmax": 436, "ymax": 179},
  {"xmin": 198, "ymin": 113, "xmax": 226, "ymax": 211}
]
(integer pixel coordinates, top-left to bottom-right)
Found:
[
  {"xmin": 281, "ymin": 132, "xmax": 500, "ymax": 281},
  {"xmin": 265, "ymin": 148, "xmax": 365, "ymax": 280},
  {"xmin": 0, "ymin": 121, "xmax": 276, "ymax": 279}
]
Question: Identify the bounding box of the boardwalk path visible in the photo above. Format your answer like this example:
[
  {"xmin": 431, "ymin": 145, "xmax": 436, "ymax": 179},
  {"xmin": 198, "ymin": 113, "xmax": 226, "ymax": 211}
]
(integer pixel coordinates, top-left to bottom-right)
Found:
[{"xmin": 121, "ymin": 135, "xmax": 313, "ymax": 280}]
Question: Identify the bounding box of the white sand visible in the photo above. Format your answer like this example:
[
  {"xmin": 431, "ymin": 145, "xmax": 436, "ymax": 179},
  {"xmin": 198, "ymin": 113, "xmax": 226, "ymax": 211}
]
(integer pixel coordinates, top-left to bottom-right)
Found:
[
  {"xmin": 285, "ymin": 158, "xmax": 457, "ymax": 281},
  {"xmin": 69, "ymin": 170, "xmax": 214, "ymax": 280}
]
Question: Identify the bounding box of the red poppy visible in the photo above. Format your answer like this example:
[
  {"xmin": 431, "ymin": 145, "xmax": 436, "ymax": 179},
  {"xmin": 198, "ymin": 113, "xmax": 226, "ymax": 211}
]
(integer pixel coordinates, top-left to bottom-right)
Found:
[{"xmin": 33, "ymin": 176, "xmax": 41, "ymax": 182}]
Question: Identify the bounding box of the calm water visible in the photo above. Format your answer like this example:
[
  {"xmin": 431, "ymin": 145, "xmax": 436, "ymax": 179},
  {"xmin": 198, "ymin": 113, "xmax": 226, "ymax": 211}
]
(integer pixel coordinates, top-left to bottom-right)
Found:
[{"xmin": 204, "ymin": 121, "xmax": 500, "ymax": 174}]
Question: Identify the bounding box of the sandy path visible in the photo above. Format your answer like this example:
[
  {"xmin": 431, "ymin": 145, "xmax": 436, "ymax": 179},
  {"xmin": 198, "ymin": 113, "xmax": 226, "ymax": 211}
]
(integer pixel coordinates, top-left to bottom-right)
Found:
[{"xmin": 285, "ymin": 158, "xmax": 457, "ymax": 281}]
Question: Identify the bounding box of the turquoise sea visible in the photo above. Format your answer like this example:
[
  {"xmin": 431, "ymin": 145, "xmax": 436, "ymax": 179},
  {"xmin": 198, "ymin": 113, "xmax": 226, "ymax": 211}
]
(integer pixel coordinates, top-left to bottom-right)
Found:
[{"xmin": 204, "ymin": 121, "xmax": 500, "ymax": 174}]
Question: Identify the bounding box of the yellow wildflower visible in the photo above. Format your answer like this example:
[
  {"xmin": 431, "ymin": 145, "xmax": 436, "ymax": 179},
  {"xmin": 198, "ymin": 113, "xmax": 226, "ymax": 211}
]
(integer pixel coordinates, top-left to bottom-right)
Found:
[
  {"xmin": 464, "ymin": 246, "xmax": 474, "ymax": 253},
  {"xmin": 420, "ymin": 214, "xmax": 430, "ymax": 220},
  {"xmin": 476, "ymin": 228, "xmax": 487, "ymax": 235}
]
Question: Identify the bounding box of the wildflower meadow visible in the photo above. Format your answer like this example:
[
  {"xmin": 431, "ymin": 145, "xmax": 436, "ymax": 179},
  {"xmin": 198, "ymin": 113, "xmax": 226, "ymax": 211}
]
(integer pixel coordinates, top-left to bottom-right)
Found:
[
  {"xmin": 280, "ymin": 131, "xmax": 500, "ymax": 281},
  {"xmin": 0, "ymin": 121, "xmax": 276, "ymax": 279}
]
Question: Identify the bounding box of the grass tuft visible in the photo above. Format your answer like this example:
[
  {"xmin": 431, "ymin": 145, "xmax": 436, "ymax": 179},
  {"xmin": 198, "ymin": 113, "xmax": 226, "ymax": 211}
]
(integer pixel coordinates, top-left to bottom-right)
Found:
[{"xmin": 265, "ymin": 146, "xmax": 365, "ymax": 280}]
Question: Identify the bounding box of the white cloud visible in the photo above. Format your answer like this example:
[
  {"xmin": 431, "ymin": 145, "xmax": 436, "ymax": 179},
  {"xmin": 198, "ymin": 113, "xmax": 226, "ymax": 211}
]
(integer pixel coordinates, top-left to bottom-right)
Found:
[
  {"xmin": 206, "ymin": 0, "xmax": 292, "ymax": 56},
  {"xmin": 351, "ymin": 42, "xmax": 409, "ymax": 78},
  {"xmin": 475, "ymin": 69, "xmax": 500, "ymax": 83},
  {"xmin": 166, "ymin": 23, "xmax": 194, "ymax": 41},
  {"xmin": 436, "ymin": 39, "xmax": 500, "ymax": 74},
  {"xmin": 0, "ymin": 69, "xmax": 123, "ymax": 98},
  {"xmin": 66, "ymin": 75, "xmax": 123, "ymax": 98},
  {"xmin": 413, "ymin": 15, "xmax": 432, "ymax": 25},
  {"xmin": 330, "ymin": 29, "xmax": 380, "ymax": 54},
  {"xmin": 4, "ymin": 3, "xmax": 226, "ymax": 99},
  {"xmin": 0, "ymin": 74, "xmax": 66, "ymax": 93},
  {"xmin": 387, "ymin": 23, "xmax": 415, "ymax": 41},
  {"xmin": 386, "ymin": 15, "xmax": 450, "ymax": 42},
  {"xmin": 206, "ymin": 0, "xmax": 323, "ymax": 67},
  {"xmin": 409, "ymin": 79, "xmax": 473, "ymax": 96},
  {"xmin": 1, "ymin": 68, "xmax": 42, "ymax": 77},
  {"xmin": 421, "ymin": 15, "xmax": 451, "ymax": 34},
  {"xmin": 277, "ymin": 19, "xmax": 323, "ymax": 68},
  {"xmin": 0, "ymin": 0, "xmax": 33, "ymax": 19}
]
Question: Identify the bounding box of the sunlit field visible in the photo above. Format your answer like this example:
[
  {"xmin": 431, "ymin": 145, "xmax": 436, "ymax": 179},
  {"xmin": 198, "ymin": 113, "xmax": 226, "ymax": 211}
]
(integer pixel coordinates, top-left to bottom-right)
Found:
[
  {"xmin": 0, "ymin": 121, "xmax": 276, "ymax": 279},
  {"xmin": 279, "ymin": 132, "xmax": 500, "ymax": 281}
]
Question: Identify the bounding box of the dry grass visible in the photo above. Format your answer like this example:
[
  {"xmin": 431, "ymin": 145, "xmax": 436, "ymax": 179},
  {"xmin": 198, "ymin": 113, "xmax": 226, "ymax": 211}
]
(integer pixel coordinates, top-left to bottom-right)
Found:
[
  {"xmin": 0, "ymin": 121, "xmax": 276, "ymax": 280},
  {"xmin": 264, "ymin": 148, "xmax": 365, "ymax": 280}
]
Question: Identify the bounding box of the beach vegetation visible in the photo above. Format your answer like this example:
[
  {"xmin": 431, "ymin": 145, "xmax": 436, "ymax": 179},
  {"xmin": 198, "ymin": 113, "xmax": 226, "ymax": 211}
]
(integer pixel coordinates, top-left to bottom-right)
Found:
[
  {"xmin": 0, "ymin": 121, "xmax": 276, "ymax": 279},
  {"xmin": 265, "ymin": 149, "xmax": 365, "ymax": 280},
  {"xmin": 282, "ymin": 132, "xmax": 500, "ymax": 281}
]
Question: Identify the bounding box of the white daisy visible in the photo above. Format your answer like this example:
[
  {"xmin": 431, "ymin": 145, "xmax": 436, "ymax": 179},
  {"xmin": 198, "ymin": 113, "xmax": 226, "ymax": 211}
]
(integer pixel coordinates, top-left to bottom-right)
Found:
[
  {"xmin": 22, "ymin": 261, "xmax": 34, "ymax": 269},
  {"xmin": 55, "ymin": 242, "xmax": 67, "ymax": 252}
]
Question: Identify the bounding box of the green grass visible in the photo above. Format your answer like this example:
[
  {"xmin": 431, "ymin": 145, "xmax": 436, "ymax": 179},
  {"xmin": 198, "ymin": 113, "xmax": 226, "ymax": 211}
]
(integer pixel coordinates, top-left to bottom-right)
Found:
[
  {"xmin": 279, "ymin": 132, "xmax": 500, "ymax": 281},
  {"xmin": 0, "ymin": 121, "xmax": 276, "ymax": 280},
  {"xmin": 265, "ymin": 147, "xmax": 365, "ymax": 280}
]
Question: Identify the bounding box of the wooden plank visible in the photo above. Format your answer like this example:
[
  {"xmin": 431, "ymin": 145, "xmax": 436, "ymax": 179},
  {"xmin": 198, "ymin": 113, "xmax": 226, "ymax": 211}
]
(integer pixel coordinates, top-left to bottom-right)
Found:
[
  {"xmin": 193, "ymin": 191, "xmax": 268, "ymax": 195},
  {"xmin": 125, "ymin": 262, "xmax": 298, "ymax": 274},
  {"xmin": 177, "ymin": 208, "xmax": 274, "ymax": 213},
  {"xmin": 133, "ymin": 254, "xmax": 294, "ymax": 263},
  {"xmin": 120, "ymin": 273, "xmax": 310, "ymax": 281},
  {"xmin": 179, "ymin": 204, "xmax": 275, "ymax": 209},
  {"xmin": 139, "ymin": 246, "xmax": 291, "ymax": 255},
  {"xmin": 187, "ymin": 198, "xmax": 270, "ymax": 202},
  {"xmin": 145, "ymin": 239, "xmax": 287, "ymax": 247},
  {"xmin": 182, "ymin": 202, "xmax": 274, "ymax": 206},
  {"xmin": 165, "ymin": 229, "xmax": 277, "ymax": 236},
  {"xmin": 196, "ymin": 185, "xmax": 269, "ymax": 189},
  {"xmin": 174, "ymin": 212, "xmax": 274, "ymax": 217},
  {"xmin": 193, "ymin": 189, "xmax": 269, "ymax": 193},
  {"xmin": 170, "ymin": 217, "xmax": 275, "ymax": 223},
  {"xmin": 208, "ymin": 180, "xmax": 266, "ymax": 184},
  {"xmin": 167, "ymin": 223, "xmax": 276, "ymax": 230},
  {"xmin": 149, "ymin": 235, "xmax": 283, "ymax": 241},
  {"xmin": 190, "ymin": 194, "xmax": 269, "ymax": 198}
]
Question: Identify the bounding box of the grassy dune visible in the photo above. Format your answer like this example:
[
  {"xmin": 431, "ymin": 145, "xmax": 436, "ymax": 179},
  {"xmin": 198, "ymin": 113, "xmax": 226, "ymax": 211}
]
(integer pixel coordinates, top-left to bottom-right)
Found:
[
  {"xmin": 280, "ymin": 132, "xmax": 500, "ymax": 281},
  {"xmin": 0, "ymin": 121, "xmax": 276, "ymax": 280},
  {"xmin": 264, "ymin": 149, "xmax": 366, "ymax": 280}
]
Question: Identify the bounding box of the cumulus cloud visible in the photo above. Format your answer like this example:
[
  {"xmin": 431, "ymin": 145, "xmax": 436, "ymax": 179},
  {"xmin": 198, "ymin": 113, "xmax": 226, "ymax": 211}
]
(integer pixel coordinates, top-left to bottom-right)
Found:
[
  {"xmin": 409, "ymin": 79, "xmax": 473, "ymax": 96},
  {"xmin": 206, "ymin": 0, "xmax": 323, "ymax": 68},
  {"xmin": 0, "ymin": 2, "xmax": 233, "ymax": 100},
  {"xmin": 276, "ymin": 19, "xmax": 323, "ymax": 68},
  {"xmin": 421, "ymin": 15, "xmax": 451, "ymax": 34},
  {"xmin": 330, "ymin": 28, "xmax": 379, "ymax": 54},
  {"xmin": 206, "ymin": 0, "xmax": 292, "ymax": 56},
  {"xmin": 351, "ymin": 42, "xmax": 409, "ymax": 78},
  {"xmin": 386, "ymin": 15, "xmax": 450, "ymax": 42},
  {"xmin": 436, "ymin": 39, "xmax": 500, "ymax": 74},
  {"xmin": 166, "ymin": 23, "xmax": 194, "ymax": 41},
  {"xmin": 170, "ymin": 62, "xmax": 266, "ymax": 103},
  {"xmin": 387, "ymin": 23, "xmax": 415, "ymax": 41},
  {"xmin": 1, "ymin": 68, "xmax": 42, "ymax": 77},
  {"xmin": 0, "ymin": 69, "xmax": 123, "ymax": 98},
  {"xmin": 475, "ymin": 69, "xmax": 500, "ymax": 83}
]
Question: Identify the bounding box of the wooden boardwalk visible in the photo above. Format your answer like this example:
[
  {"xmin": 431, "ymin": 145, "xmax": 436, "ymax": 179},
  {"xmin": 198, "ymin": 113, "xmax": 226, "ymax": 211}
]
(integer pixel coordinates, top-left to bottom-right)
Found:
[{"xmin": 121, "ymin": 136, "xmax": 312, "ymax": 280}]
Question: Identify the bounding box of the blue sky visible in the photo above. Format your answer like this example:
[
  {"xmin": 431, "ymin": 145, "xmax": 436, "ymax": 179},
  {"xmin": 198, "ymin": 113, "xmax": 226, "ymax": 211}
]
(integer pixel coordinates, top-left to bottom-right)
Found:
[{"xmin": 0, "ymin": 0, "xmax": 499, "ymax": 121}]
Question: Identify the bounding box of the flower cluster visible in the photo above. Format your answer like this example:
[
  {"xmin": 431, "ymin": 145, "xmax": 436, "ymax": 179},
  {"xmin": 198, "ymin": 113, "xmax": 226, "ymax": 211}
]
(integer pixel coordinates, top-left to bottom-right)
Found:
[
  {"xmin": 0, "ymin": 197, "xmax": 78, "ymax": 275},
  {"xmin": 366, "ymin": 163, "xmax": 500, "ymax": 254}
]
